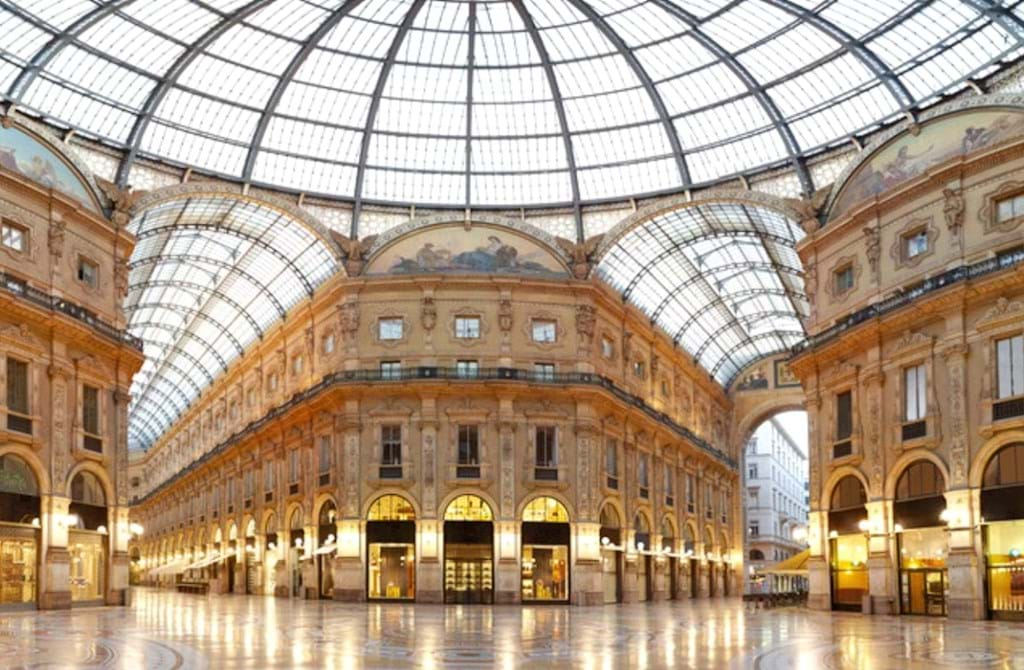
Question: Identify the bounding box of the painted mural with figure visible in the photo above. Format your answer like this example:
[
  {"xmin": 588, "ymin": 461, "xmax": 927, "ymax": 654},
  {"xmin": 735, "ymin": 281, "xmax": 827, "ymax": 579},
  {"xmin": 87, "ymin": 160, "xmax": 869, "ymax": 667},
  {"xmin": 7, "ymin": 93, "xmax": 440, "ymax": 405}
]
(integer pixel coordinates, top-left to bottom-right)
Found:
[{"xmin": 0, "ymin": 125, "xmax": 98, "ymax": 211}]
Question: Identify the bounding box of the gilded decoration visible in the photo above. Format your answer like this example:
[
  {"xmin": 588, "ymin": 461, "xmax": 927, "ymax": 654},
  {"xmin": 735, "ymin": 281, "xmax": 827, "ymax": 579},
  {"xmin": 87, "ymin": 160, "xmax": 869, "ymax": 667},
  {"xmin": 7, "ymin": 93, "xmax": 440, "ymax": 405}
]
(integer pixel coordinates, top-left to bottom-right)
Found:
[
  {"xmin": 888, "ymin": 217, "xmax": 938, "ymax": 270},
  {"xmin": 978, "ymin": 180, "xmax": 1024, "ymax": 235}
]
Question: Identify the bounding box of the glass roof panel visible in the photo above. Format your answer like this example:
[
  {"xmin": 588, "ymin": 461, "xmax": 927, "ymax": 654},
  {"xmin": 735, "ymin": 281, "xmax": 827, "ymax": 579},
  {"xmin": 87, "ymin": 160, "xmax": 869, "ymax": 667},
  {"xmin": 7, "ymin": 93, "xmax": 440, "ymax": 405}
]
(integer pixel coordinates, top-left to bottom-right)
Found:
[
  {"xmin": 124, "ymin": 195, "xmax": 340, "ymax": 451},
  {"xmin": 0, "ymin": 0, "xmax": 1013, "ymax": 209},
  {"xmin": 595, "ymin": 202, "xmax": 806, "ymax": 385}
]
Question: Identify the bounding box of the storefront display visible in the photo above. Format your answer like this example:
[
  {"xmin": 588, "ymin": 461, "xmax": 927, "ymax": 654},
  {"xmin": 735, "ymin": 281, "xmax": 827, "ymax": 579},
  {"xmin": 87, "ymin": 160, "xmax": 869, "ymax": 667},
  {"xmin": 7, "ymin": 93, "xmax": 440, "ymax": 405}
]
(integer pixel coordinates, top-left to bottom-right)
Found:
[
  {"xmin": 830, "ymin": 534, "xmax": 868, "ymax": 611},
  {"xmin": 898, "ymin": 527, "xmax": 947, "ymax": 616},
  {"xmin": 369, "ymin": 544, "xmax": 415, "ymax": 599},
  {"xmin": 0, "ymin": 533, "xmax": 36, "ymax": 606},
  {"xmin": 986, "ymin": 519, "xmax": 1024, "ymax": 617},
  {"xmin": 69, "ymin": 531, "xmax": 105, "ymax": 603},
  {"xmin": 443, "ymin": 495, "xmax": 494, "ymax": 604},
  {"xmin": 521, "ymin": 546, "xmax": 567, "ymax": 601}
]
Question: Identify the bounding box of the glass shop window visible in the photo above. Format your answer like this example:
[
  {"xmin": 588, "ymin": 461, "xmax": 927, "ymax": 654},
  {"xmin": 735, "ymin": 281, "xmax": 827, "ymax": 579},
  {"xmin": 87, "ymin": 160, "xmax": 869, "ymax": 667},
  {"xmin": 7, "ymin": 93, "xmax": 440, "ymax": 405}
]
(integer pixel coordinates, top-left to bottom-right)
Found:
[
  {"xmin": 904, "ymin": 364, "xmax": 927, "ymax": 421},
  {"xmin": 997, "ymin": 334, "xmax": 1024, "ymax": 399},
  {"xmin": 531, "ymin": 320, "xmax": 556, "ymax": 343},
  {"xmin": 455, "ymin": 316, "xmax": 480, "ymax": 339},
  {"xmin": 1, "ymin": 219, "xmax": 26, "ymax": 252},
  {"xmin": 378, "ymin": 317, "xmax": 403, "ymax": 341}
]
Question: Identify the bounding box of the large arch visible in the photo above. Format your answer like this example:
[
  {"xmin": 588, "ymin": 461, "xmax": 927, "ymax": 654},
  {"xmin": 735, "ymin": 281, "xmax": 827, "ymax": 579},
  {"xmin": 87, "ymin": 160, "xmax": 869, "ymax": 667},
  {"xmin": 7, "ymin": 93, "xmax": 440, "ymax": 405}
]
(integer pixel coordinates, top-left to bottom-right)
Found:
[
  {"xmin": 0, "ymin": 444, "xmax": 50, "ymax": 495},
  {"xmin": 516, "ymin": 492, "xmax": 575, "ymax": 523},
  {"xmin": 65, "ymin": 461, "xmax": 115, "ymax": 506},
  {"xmin": 124, "ymin": 190, "xmax": 343, "ymax": 451},
  {"xmin": 819, "ymin": 465, "xmax": 871, "ymax": 512},
  {"xmin": 362, "ymin": 490, "xmax": 421, "ymax": 520},
  {"xmin": 884, "ymin": 450, "xmax": 951, "ymax": 501},
  {"xmin": 592, "ymin": 195, "xmax": 807, "ymax": 385},
  {"xmin": 969, "ymin": 430, "xmax": 1024, "ymax": 488},
  {"xmin": 439, "ymin": 489, "xmax": 499, "ymax": 522}
]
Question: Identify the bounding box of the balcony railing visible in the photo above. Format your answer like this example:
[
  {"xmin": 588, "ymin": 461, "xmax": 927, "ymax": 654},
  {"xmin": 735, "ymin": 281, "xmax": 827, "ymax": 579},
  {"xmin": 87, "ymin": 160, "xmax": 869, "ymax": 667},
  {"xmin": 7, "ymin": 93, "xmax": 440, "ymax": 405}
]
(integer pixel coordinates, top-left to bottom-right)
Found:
[
  {"xmin": 793, "ymin": 248, "xmax": 1024, "ymax": 356},
  {"xmin": 0, "ymin": 270, "xmax": 143, "ymax": 351},
  {"xmin": 135, "ymin": 365, "xmax": 736, "ymax": 504}
]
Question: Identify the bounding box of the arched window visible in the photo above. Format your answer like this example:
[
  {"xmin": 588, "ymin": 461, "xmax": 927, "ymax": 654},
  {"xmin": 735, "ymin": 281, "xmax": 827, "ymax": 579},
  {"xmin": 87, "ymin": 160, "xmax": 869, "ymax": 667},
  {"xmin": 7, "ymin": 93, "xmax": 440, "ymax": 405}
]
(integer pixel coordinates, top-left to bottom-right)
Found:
[
  {"xmin": 830, "ymin": 475, "xmax": 866, "ymax": 510},
  {"xmin": 318, "ymin": 500, "xmax": 337, "ymax": 527},
  {"xmin": 599, "ymin": 504, "xmax": 620, "ymax": 529},
  {"xmin": 634, "ymin": 513, "xmax": 651, "ymax": 549},
  {"xmin": 522, "ymin": 497, "xmax": 569, "ymax": 523},
  {"xmin": 983, "ymin": 444, "xmax": 1024, "ymax": 489},
  {"xmin": 70, "ymin": 471, "xmax": 105, "ymax": 506},
  {"xmin": 367, "ymin": 494, "xmax": 416, "ymax": 521},
  {"xmin": 444, "ymin": 494, "xmax": 493, "ymax": 521},
  {"xmin": 683, "ymin": 524, "xmax": 696, "ymax": 553},
  {"xmin": 895, "ymin": 461, "xmax": 944, "ymax": 500},
  {"xmin": 0, "ymin": 454, "xmax": 38, "ymax": 496},
  {"xmin": 264, "ymin": 512, "xmax": 277, "ymax": 535},
  {"xmin": 749, "ymin": 549, "xmax": 765, "ymax": 561},
  {"xmin": 289, "ymin": 508, "xmax": 303, "ymax": 530}
]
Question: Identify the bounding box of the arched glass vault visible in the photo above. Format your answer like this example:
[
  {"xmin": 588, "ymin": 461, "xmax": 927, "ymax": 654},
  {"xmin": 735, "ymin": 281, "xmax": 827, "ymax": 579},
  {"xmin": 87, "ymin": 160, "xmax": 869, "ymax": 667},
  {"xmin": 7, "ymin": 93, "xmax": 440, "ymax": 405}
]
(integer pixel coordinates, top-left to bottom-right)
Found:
[
  {"xmin": 595, "ymin": 201, "xmax": 806, "ymax": 386},
  {"xmin": 0, "ymin": 0, "xmax": 1018, "ymax": 222},
  {"xmin": 125, "ymin": 196, "xmax": 340, "ymax": 451}
]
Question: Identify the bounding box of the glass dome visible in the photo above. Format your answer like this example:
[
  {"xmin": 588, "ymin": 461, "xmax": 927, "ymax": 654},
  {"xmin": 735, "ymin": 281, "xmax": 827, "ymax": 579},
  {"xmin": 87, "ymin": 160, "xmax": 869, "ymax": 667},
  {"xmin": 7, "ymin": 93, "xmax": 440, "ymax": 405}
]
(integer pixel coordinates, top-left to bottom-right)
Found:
[{"xmin": 0, "ymin": 0, "xmax": 1018, "ymax": 213}]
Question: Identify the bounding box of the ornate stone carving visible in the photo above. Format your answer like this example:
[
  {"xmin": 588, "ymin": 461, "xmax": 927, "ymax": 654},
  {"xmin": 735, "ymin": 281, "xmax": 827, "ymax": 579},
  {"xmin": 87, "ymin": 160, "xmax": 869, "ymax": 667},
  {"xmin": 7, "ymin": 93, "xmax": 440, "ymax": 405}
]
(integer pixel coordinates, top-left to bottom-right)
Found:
[
  {"xmin": 50, "ymin": 369, "xmax": 68, "ymax": 488},
  {"xmin": 338, "ymin": 301, "xmax": 359, "ymax": 340},
  {"xmin": 335, "ymin": 234, "xmax": 379, "ymax": 276},
  {"xmin": 422, "ymin": 429, "xmax": 436, "ymax": 512},
  {"xmin": 943, "ymin": 345, "xmax": 968, "ymax": 485},
  {"xmin": 893, "ymin": 329, "xmax": 932, "ymax": 353},
  {"xmin": 783, "ymin": 184, "xmax": 832, "ymax": 234},
  {"xmin": 978, "ymin": 296, "xmax": 1023, "ymax": 326},
  {"xmin": 96, "ymin": 178, "xmax": 147, "ymax": 227},
  {"xmin": 343, "ymin": 432, "xmax": 359, "ymax": 517},
  {"xmin": 500, "ymin": 429, "xmax": 514, "ymax": 518},
  {"xmin": 943, "ymin": 187, "xmax": 965, "ymax": 244},
  {"xmin": 554, "ymin": 234, "xmax": 605, "ymax": 280},
  {"xmin": 421, "ymin": 296, "xmax": 437, "ymax": 332},
  {"xmin": 114, "ymin": 256, "xmax": 129, "ymax": 298},
  {"xmin": 863, "ymin": 226, "xmax": 881, "ymax": 281},
  {"xmin": 575, "ymin": 304, "xmax": 595, "ymax": 351},
  {"xmin": 498, "ymin": 299, "xmax": 513, "ymax": 333},
  {"xmin": 577, "ymin": 431, "xmax": 593, "ymax": 520},
  {"xmin": 622, "ymin": 331, "xmax": 633, "ymax": 361},
  {"xmin": 48, "ymin": 217, "xmax": 65, "ymax": 261}
]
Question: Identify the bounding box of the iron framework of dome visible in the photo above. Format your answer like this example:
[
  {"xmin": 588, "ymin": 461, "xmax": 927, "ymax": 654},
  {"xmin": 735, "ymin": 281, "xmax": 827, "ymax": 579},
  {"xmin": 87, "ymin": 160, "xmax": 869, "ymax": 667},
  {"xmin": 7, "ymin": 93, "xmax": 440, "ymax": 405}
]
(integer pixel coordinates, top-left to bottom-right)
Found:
[{"xmin": 1, "ymin": 0, "xmax": 1021, "ymax": 227}]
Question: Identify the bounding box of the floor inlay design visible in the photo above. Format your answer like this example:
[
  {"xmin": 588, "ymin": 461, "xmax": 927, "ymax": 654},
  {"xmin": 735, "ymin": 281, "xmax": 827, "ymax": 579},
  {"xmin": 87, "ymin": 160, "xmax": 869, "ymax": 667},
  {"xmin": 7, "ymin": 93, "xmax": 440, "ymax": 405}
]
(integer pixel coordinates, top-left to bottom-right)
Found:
[{"xmin": 2, "ymin": 589, "xmax": 1024, "ymax": 669}]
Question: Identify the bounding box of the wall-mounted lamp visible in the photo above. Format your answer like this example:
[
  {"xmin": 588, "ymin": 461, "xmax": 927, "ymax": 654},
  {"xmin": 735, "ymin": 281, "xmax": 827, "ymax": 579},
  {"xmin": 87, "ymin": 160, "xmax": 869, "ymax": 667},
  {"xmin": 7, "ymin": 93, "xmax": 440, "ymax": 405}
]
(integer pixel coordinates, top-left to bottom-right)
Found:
[
  {"xmin": 601, "ymin": 536, "xmax": 610, "ymax": 546},
  {"xmin": 97, "ymin": 525, "xmax": 108, "ymax": 535},
  {"xmin": 30, "ymin": 517, "xmax": 40, "ymax": 528},
  {"xmin": 856, "ymin": 519, "xmax": 870, "ymax": 533}
]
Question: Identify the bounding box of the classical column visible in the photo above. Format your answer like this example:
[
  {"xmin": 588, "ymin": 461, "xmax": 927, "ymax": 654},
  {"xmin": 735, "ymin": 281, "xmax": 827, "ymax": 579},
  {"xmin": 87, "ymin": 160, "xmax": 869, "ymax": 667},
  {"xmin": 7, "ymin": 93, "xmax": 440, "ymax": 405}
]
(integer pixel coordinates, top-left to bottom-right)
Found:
[
  {"xmin": 416, "ymin": 397, "xmax": 442, "ymax": 603},
  {"xmin": 804, "ymin": 394, "xmax": 831, "ymax": 611},
  {"xmin": 332, "ymin": 405, "xmax": 363, "ymax": 601},
  {"xmin": 865, "ymin": 499, "xmax": 895, "ymax": 614},
  {"xmin": 39, "ymin": 494, "xmax": 71, "ymax": 610},
  {"xmin": 572, "ymin": 419, "xmax": 602, "ymax": 605},
  {"xmin": 109, "ymin": 389, "xmax": 132, "ymax": 605},
  {"xmin": 495, "ymin": 397, "xmax": 518, "ymax": 604}
]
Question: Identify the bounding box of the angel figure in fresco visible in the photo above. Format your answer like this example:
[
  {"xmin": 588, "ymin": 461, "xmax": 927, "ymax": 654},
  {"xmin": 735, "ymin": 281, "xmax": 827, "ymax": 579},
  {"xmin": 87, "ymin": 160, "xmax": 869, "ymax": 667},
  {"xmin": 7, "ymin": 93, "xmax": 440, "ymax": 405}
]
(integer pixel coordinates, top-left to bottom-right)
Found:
[{"xmin": 879, "ymin": 143, "xmax": 934, "ymax": 189}]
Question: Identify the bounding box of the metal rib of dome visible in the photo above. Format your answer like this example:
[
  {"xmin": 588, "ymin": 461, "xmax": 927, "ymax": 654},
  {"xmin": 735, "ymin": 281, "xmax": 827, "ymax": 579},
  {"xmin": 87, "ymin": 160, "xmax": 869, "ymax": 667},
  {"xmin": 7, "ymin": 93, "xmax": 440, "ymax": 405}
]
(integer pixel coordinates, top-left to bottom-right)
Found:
[
  {"xmin": 595, "ymin": 202, "xmax": 807, "ymax": 386},
  {"xmin": 125, "ymin": 196, "xmax": 340, "ymax": 451},
  {"xmin": 0, "ymin": 0, "xmax": 1020, "ymax": 223}
]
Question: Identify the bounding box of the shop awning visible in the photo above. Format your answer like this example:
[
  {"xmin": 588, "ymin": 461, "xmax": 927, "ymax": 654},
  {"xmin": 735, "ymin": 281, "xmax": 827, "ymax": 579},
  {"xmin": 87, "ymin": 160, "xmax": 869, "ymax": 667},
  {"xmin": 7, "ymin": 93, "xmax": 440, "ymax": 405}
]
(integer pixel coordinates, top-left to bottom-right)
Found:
[
  {"xmin": 315, "ymin": 543, "xmax": 336, "ymax": 556},
  {"xmin": 760, "ymin": 549, "xmax": 810, "ymax": 575},
  {"xmin": 186, "ymin": 552, "xmax": 223, "ymax": 569},
  {"xmin": 147, "ymin": 559, "xmax": 188, "ymax": 577}
]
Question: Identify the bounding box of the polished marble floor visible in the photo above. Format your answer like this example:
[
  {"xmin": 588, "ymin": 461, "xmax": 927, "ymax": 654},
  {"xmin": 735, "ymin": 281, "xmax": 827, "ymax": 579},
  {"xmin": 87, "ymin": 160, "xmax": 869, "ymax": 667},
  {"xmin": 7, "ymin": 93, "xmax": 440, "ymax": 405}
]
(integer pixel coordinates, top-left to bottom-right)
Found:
[{"xmin": 2, "ymin": 588, "xmax": 1024, "ymax": 669}]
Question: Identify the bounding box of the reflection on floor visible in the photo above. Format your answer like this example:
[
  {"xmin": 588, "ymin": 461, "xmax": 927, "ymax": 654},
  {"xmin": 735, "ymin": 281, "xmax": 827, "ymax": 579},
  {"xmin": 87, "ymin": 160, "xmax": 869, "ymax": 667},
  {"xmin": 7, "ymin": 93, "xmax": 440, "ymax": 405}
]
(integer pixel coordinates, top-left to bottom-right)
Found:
[{"xmin": 2, "ymin": 588, "xmax": 1024, "ymax": 669}]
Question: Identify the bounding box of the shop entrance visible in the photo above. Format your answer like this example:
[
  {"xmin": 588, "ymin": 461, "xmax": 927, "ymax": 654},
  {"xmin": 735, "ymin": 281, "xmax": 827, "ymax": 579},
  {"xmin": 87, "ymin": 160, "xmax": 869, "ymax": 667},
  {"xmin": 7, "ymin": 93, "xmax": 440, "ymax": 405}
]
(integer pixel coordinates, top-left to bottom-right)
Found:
[
  {"xmin": 69, "ymin": 471, "xmax": 108, "ymax": 605},
  {"xmin": 634, "ymin": 513, "xmax": 652, "ymax": 601},
  {"xmin": 288, "ymin": 509, "xmax": 304, "ymax": 598},
  {"xmin": 443, "ymin": 495, "xmax": 493, "ymax": 605},
  {"xmin": 0, "ymin": 454, "xmax": 40, "ymax": 610},
  {"xmin": 520, "ymin": 497, "xmax": 569, "ymax": 602},
  {"xmin": 662, "ymin": 518, "xmax": 677, "ymax": 600},
  {"xmin": 981, "ymin": 443, "xmax": 1024, "ymax": 620},
  {"xmin": 828, "ymin": 475, "xmax": 869, "ymax": 612},
  {"xmin": 599, "ymin": 505, "xmax": 622, "ymax": 604},
  {"xmin": 316, "ymin": 501, "xmax": 337, "ymax": 599},
  {"xmin": 894, "ymin": 461, "xmax": 948, "ymax": 617},
  {"xmin": 367, "ymin": 495, "xmax": 416, "ymax": 600}
]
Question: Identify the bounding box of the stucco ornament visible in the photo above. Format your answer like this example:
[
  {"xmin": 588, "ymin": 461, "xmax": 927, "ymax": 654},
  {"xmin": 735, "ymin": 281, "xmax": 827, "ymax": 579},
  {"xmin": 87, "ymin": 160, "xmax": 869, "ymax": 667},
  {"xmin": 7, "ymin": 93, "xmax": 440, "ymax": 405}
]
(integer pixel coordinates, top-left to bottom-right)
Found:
[
  {"xmin": 782, "ymin": 184, "xmax": 831, "ymax": 234},
  {"xmin": 575, "ymin": 304, "xmax": 596, "ymax": 351},
  {"xmin": 554, "ymin": 234, "xmax": 605, "ymax": 279},
  {"xmin": 943, "ymin": 187, "xmax": 965, "ymax": 243},
  {"xmin": 498, "ymin": 299, "xmax": 513, "ymax": 332},
  {"xmin": 421, "ymin": 296, "xmax": 437, "ymax": 332},
  {"xmin": 335, "ymin": 233, "xmax": 378, "ymax": 276},
  {"xmin": 863, "ymin": 226, "xmax": 881, "ymax": 281},
  {"xmin": 97, "ymin": 178, "xmax": 146, "ymax": 227}
]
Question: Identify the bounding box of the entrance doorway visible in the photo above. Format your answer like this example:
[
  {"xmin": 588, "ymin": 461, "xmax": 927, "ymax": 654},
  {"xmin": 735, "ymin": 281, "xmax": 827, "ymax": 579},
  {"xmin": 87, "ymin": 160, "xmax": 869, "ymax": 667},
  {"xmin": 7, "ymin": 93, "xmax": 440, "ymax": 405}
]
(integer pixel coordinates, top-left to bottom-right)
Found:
[
  {"xmin": 0, "ymin": 454, "xmax": 40, "ymax": 610},
  {"xmin": 367, "ymin": 495, "xmax": 416, "ymax": 601},
  {"xmin": 443, "ymin": 495, "xmax": 493, "ymax": 604},
  {"xmin": 894, "ymin": 461, "xmax": 948, "ymax": 616},
  {"xmin": 828, "ymin": 476, "xmax": 868, "ymax": 611},
  {"xmin": 662, "ymin": 517, "xmax": 677, "ymax": 600},
  {"xmin": 317, "ymin": 501, "xmax": 336, "ymax": 599},
  {"xmin": 288, "ymin": 509, "xmax": 304, "ymax": 598},
  {"xmin": 69, "ymin": 471, "xmax": 108, "ymax": 605},
  {"xmin": 521, "ymin": 497, "xmax": 570, "ymax": 602},
  {"xmin": 600, "ymin": 505, "xmax": 622, "ymax": 604},
  {"xmin": 634, "ymin": 513, "xmax": 651, "ymax": 601}
]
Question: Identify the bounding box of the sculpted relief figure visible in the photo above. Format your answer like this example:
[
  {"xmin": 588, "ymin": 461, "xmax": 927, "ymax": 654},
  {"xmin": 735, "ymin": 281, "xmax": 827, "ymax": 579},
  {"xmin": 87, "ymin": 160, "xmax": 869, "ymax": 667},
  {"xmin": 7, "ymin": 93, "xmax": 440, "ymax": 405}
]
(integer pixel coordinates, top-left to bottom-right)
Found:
[
  {"xmin": 943, "ymin": 187, "xmax": 965, "ymax": 244},
  {"xmin": 554, "ymin": 234, "xmax": 605, "ymax": 280},
  {"xmin": 783, "ymin": 184, "xmax": 832, "ymax": 235},
  {"xmin": 96, "ymin": 178, "xmax": 147, "ymax": 227},
  {"xmin": 335, "ymin": 233, "xmax": 378, "ymax": 276}
]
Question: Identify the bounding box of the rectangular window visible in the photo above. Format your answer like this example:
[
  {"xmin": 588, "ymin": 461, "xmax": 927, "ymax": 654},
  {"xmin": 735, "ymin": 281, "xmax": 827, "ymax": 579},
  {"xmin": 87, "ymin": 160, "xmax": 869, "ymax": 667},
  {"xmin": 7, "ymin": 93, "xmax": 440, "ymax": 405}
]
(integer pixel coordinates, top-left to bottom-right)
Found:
[
  {"xmin": 378, "ymin": 317, "xmax": 403, "ymax": 340},
  {"xmin": 664, "ymin": 465, "xmax": 674, "ymax": 506},
  {"xmin": 904, "ymin": 364, "xmax": 927, "ymax": 421},
  {"xmin": 749, "ymin": 522, "xmax": 759, "ymax": 537},
  {"xmin": 748, "ymin": 463, "xmax": 758, "ymax": 479},
  {"xmin": 244, "ymin": 470, "xmax": 254, "ymax": 500},
  {"xmin": 288, "ymin": 450, "xmax": 299, "ymax": 484},
  {"xmin": 605, "ymin": 440, "xmax": 618, "ymax": 476},
  {"xmin": 632, "ymin": 360, "xmax": 645, "ymax": 378},
  {"xmin": 721, "ymin": 490, "xmax": 728, "ymax": 523},
  {"xmin": 903, "ymin": 229, "xmax": 929, "ymax": 259},
  {"xmin": 834, "ymin": 265, "xmax": 854, "ymax": 294},
  {"xmin": 638, "ymin": 454, "xmax": 649, "ymax": 499},
  {"xmin": 535, "ymin": 426, "xmax": 556, "ymax": 467},
  {"xmin": 601, "ymin": 337, "xmax": 614, "ymax": 359},
  {"xmin": 292, "ymin": 355, "xmax": 303, "ymax": 375},
  {"xmin": 380, "ymin": 361, "xmax": 402, "ymax": 380},
  {"xmin": 533, "ymin": 362, "xmax": 555, "ymax": 381},
  {"xmin": 836, "ymin": 390, "xmax": 853, "ymax": 441},
  {"xmin": 531, "ymin": 320, "xmax": 556, "ymax": 343},
  {"xmin": 78, "ymin": 257, "xmax": 98, "ymax": 288},
  {"xmin": 82, "ymin": 385, "xmax": 100, "ymax": 435},
  {"xmin": 456, "ymin": 360, "xmax": 479, "ymax": 378},
  {"xmin": 997, "ymin": 193, "xmax": 1024, "ymax": 222},
  {"xmin": 318, "ymin": 436, "xmax": 332, "ymax": 474},
  {"xmin": 686, "ymin": 473, "xmax": 695, "ymax": 513},
  {"xmin": 264, "ymin": 461, "xmax": 275, "ymax": 492},
  {"xmin": 323, "ymin": 333, "xmax": 335, "ymax": 355},
  {"xmin": 5, "ymin": 357, "xmax": 29, "ymax": 434},
  {"xmin": 457, "ymin": 425, "xmax": 479, "ymax": 464},
  {"xmin": 455, "ymin": 316, "xmax": 481, "ymax": 339},
  {"xmin": 997, "ymin": 334, "xmax": 1024, "ymax": 399},
  {"xmin": 705, "ymin": 483, "xmax": 713, "ymax": 519},
  {"xmin": 267, "ymin": 372, "xmax": 278, "ymax": 392},
  {"xmin": 1, "ymin": 220, "xmax": 26, "ymax": 252},
  {"xmin": 381, "ymin": 425, "xmax": 402, "ymax": 465}
]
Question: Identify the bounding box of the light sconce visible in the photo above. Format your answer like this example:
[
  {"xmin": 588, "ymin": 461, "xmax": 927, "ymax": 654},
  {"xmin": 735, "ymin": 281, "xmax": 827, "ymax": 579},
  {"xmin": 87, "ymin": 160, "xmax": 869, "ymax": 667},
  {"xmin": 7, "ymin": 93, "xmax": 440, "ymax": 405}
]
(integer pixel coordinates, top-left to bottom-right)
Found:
[
  {"xmin": 828, "ymin": 530, "xmax": 838, "ymax": 539},
  {"xmin": 267, "ymin": 542, "xmax": 276, "ymax": 551},
  {"xmin": 857, "ymin": 519, "xmax": 870, "ymax": 533},
  {"xmin": 637, "ymin": 541, "xmax": 645, "ymax": 551},
  {"xmin": 893, "ymin": 523, "xmax": 904, "ymax": 534},
  {"xmin": 294, "ymin": 537, "xmax": 303, "ymax": 548},
  {"xmin": 97, "ymin": 525, "xmax": 108, "ymax": 535},
  {"xmin": 31, "ymin": 517, "xmax": 40, "ymax": 528},
  {"xmin": 601, "ymin": 536, "xmax": 610, "ymax": 546},
  {"xmin": 129, "ymin": 523, "xmax": 145, "ymax": 536},
  {"xmin": 60, "ymin": 513, "xmax": 80, "ymax": 528},
  {"xmin": 938, "ymin": 509, "xmax": 951, "ymax": 523}
]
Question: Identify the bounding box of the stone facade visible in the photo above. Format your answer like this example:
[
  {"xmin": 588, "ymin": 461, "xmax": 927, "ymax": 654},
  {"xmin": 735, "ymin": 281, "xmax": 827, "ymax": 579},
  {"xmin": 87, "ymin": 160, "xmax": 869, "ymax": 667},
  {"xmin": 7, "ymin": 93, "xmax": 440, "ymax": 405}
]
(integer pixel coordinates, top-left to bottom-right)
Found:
[{"xmin": 790, "ymin": 97, "xmax": 1024, "ymax": 620}]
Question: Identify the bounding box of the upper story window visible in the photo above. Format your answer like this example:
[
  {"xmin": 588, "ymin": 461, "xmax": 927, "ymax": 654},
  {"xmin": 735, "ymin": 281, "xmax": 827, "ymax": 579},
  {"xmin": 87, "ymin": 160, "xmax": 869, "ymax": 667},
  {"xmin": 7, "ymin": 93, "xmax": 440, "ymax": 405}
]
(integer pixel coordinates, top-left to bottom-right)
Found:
[
  {"xmin": 705, "ymin": 482, "xmax": 714, "ymax": 519},
  {"xmin": 244, "ymin": 470, "xmax": 254, "ymax": 499},
  {"xmin": 835, "ymin": 390, "xmax": 853, "ymax": 441},
  {"xmin": 601, "ymin": 337, "xmax": 614, "ymax": 359},
  {"xmin": 534, "ymin": 362, "xmax": 555, "ymax": 381},
  {"xmin": 632, "ymin": 360, "xmax": 645, "ymax": 378},
  {"xmin": 292, "ymin": 355, "xmax": 304, "ymax": 376},
  {"xmin": 323, "ymin": 333, "xmax": 335, "ymax": 355},
  {"xmin": 457, "ymin": 425, "xmax": 479, "ymax": 465},
  {"xmin": 834, "ymin": 264, "xmax": 854, "ymax": 295},
  {"xmin": 78, "ymin": 257, "xmax": 98, "ymax": 288},
  {"xmin": 902, "ymin": 228, "xmax": 929, "ymax": 260},
  {"xmin": 381, "ymin": 425, "xmax": 402, "ymax": 465},
  {"xmin": 535, "ymin": 426, "xmax": 556, "ymax": 468},
  {"xmin": 721, "ymin": 490, "xmax": 729, "ymax": 523},
  {"xmin": 997, "ymin": 193, "xmax": 1024, "ymax": 223},
  {"xmin": 904, "ymin": 363, "xmax": 927, "ymax": 421},
  {"xmin": 748, "ymin": 463, "xmax": 758, "ymax": 480},
  {"xmin": 638, "ymin": 453, "xmax": 649, "ymax": 499},
  {"xmin": 531, "ymin": 319, "xmax": 556, "ymax": 343},
  {"xmin": 318, "ymin": 435, "xmax": 332, "ymax": 474},
  {"xmin": 1, "ymin": 219, "xmax": 26, "ymax": 252},
  {"xmin": 664, "ymin": 464, "xmax": 674, "ymax": 506},
  {"xmin": 267, "ymin": 372, "xmax": 278, "ymax": 392},
  {"xmin": 5, "ymin": 357, "xmax": 30, "ymax": 434},
  {"xmin": 378, "ymin": 317, "xmax": 403, "ymax": 340},
  {"xmin": 455, "ymin": 316, "xmax": 481, "ymax": 339},
  {"xmin": 264, "ymin": 460, "xmax": 275, "ymax": 492},
  {"xmin": 661, "ymin": 380, "xmax": 670, "ymax": 397},
  {"xmin": 380, "ymin": 361, "xmax": 402, "ymax": 380},
  {"xmin": 686, "ymin": 473, "xmax": 695, "ymax": 513},
  {"xmin": 82, "ymin": 385, "xmax": 100, "ymax": 436},
  {"xmin": 456, "ymin": 360, "xmax": 479, "ymax": 378},
  {"xmin": 749, "ymin": 522, "xmax": 760, "ymax": 537},
  {"xmin": 605, "ymin": 439, "xmax": 618, "ymax": 479},
  {"xmin": 288, "ymin": 449, "xmax": 300, "ymax": 484},
  {"xmin": 246, "ymin": 387, "xmax": 256, "ymax": 407},
  {"xmin": 997, "ymin": 334, "xmax": 1024, "ymax": 400}
]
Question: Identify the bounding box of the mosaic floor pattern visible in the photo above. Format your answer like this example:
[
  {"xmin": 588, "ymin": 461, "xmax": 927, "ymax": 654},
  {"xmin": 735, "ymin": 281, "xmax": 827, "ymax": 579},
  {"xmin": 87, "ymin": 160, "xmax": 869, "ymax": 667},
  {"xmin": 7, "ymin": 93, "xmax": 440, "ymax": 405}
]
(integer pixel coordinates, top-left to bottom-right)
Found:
[{"xmin": 2, "ymin": 588, "xmax": 1024, "ymax": 669}]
